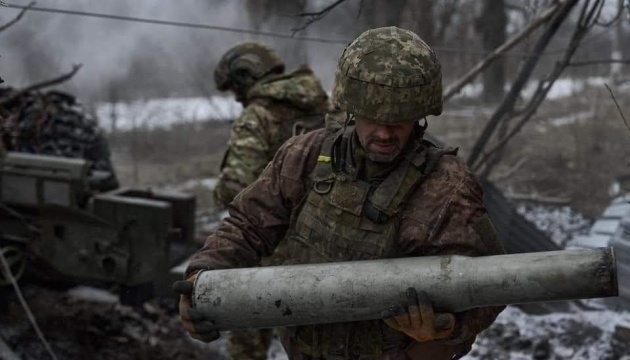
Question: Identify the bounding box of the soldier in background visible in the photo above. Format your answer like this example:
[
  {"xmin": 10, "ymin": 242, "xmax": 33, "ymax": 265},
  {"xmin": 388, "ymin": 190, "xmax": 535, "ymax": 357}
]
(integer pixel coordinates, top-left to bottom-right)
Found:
[
  {"xmin": 212, "ymin": 42, "xmax": 330, "ymax": 359},
  {"xmin": 213, "ymin": 41, "xmax": 330, "ymax": 208},
  {"xmin": 177, "ymin": 27, "xmax": 505, "ymax": 360}
]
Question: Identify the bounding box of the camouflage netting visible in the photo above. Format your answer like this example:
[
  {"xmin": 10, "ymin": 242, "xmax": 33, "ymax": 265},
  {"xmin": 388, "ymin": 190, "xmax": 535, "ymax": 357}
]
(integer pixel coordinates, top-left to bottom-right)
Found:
[{"xmin": 0, "ymin": 88, "xmax": 119, "ymax": 191}]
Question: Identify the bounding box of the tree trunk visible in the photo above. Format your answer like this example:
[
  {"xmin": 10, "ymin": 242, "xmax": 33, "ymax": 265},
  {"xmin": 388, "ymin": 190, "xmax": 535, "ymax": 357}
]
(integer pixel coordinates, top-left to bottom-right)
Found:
[
  {"xmin": 476, "ymin": 0, "xmax": 507, "ymax": 103},
  {"xmin": 399, "ymin": 1, "xmax": 435, "ymax": 45},
  {"xmin": 467, "ymin": 0, "xmax": 580, "ymax": 171},
  {"xmin": 609, "ymin": 18, "xmax": 623, "ymax": 84},
  {"xmin": 358, "ymin": 0, "xmax": 407, "ymax": 31}
]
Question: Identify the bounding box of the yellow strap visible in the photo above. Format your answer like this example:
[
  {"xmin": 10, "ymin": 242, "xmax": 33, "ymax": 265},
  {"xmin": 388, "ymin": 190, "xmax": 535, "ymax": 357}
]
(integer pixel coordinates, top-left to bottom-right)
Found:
[{"xmin": 317, "ymin": 155, "xmax": 331, "ymax": 163}]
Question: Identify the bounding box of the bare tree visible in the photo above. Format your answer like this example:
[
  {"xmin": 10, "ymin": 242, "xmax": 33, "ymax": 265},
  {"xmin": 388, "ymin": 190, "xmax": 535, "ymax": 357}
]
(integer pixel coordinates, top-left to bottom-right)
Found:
[
  {"xmin": 0, "ymin": 64, "xmax": 82, "ymax": 107},
  {"xmin": 247, "ymin": 0, "xmax": 309, "ymax": 66},
  {"xmin": 288, "ymin": 0, "xmax": 627, "ymax": 185},
  {"xmin": 0, "ymin": 1, "xmax": 34, "ymax": 33},
  {"xmin": 0, "ymin": 2, "xmax": 82, "ymax": 102},
  {"xmin": 443, "ymin": 1, "xmax": 564, "ymax": 101},
  {"xmin": 468, "ymin": 0, "xmax": 627, "ymax": 179},
  {"xmin": 476, "ymin": 0, "xmax": 508, "ymax": 103}
]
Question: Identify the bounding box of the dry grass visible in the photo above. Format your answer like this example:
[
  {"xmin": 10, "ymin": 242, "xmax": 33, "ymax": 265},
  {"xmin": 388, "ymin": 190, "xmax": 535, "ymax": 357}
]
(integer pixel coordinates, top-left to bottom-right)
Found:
[
  {"xmin": 433, "ymin": 84, "xmax": 630, "ymax": 218},
  {"xmin": 109, "ymin": 120, "xmax": 231, "ymax": 187}
]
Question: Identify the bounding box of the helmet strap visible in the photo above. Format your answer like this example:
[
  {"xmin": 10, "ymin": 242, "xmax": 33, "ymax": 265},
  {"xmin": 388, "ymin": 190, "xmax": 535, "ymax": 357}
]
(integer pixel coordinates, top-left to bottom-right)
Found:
[
  {"xmin": 414, "ymin": 118, "xmax": 428, "ymax": 138},
  {"xmin": 342, "ymin": 112, "xmax": 354, "ymax": 132}
]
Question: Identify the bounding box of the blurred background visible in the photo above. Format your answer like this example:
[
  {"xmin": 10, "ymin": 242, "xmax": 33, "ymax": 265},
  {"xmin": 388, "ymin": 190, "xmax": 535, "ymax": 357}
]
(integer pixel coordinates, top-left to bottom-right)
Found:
[
  {"xmin": 1, "ymin": 1, "xmax": 630, "ymax": 359},
  {"xmin": 1, "ymin": 0, "xmax": 628, "ymax": 217}
]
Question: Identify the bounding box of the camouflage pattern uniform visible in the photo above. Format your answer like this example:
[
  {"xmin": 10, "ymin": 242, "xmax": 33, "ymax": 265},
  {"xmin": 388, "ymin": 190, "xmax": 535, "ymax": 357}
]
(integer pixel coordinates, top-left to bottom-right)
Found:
[
  {"xmin": 188, "ymin": 27, "xmax": 505, "ymax": 359},
  {"xmin": 213, "ymin": 42, "xmax": 330, "ymax": 208},
  {"xmin": 213, "ymin": 42, "xmax": 329, "ymax": 360}
]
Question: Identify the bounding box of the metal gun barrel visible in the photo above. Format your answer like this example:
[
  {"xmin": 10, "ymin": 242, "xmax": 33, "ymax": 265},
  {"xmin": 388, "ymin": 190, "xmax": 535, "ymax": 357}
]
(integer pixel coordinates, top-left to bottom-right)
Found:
[{"xmin": 192, "ymin": 248, "xmax": 618, "ymax": 330}]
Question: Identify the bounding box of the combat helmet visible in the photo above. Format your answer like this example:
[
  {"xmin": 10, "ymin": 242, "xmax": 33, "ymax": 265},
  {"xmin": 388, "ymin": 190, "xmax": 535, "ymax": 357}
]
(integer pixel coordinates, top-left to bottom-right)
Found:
[
  {"xmin": 214, "ymin": 42, "xmax": 285, "ymax": 92},
  {"xmin": 331, "ymin": 26, "xmax": 443, "ymax": 123}
]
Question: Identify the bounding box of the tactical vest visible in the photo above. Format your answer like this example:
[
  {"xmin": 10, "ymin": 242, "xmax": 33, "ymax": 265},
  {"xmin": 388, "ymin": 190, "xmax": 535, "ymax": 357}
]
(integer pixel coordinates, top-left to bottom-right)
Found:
[{"xmin": 282, "ymin": 124, "xmax": 448, "ymax": 359}]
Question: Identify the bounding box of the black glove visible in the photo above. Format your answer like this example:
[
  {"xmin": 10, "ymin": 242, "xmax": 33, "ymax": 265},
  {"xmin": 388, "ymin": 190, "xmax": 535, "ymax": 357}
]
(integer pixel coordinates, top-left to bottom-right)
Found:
[
  {"xmin": 172, "ymin": 274, "xmax": 220, "ymax": 343},
  {"xmin": 382, "ymin": 287, "xmax": 456, "ymax": 342}
]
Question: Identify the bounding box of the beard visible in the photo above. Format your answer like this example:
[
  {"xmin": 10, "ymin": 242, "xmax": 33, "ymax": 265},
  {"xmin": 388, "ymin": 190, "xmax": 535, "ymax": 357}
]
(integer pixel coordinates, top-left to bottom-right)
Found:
[{"xmin": 365, "ymin": 137, "xmax": 402, "ymax": 163}]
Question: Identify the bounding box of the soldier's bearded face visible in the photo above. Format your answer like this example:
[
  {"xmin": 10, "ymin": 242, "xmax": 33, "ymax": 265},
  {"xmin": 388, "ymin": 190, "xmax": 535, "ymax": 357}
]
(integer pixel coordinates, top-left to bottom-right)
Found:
[{"xmin": 355, "ymin": 117, "xmax": 415, "ymax": 163}]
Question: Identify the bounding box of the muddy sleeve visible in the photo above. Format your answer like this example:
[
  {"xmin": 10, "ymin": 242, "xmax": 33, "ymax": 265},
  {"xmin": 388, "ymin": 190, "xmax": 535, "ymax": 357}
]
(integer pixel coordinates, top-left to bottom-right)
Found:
[
  {"xmin": 213, "ymin": 104, "xmax": 275, "ymax": 208},
  {"xmin": 187, "ymin": 131, "xmax": 323, "ymax": 275},
  {"xmin": 399, "ymin": 157, "xmax": 506, "ymax": 345}
]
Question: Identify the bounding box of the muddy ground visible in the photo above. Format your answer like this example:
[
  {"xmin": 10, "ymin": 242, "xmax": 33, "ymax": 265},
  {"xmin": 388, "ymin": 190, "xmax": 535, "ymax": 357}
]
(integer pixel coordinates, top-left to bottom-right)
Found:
[
  {"xmin": 0, "ymin": 286, "xmax": 222, "ymax": 360},
  {"xmin": 1, "ymin": 201, "xmax": 628, "ymax": 360},
  {"xmin": 1, "ymin": 285, "xmax": 630, "ymax": 360}
]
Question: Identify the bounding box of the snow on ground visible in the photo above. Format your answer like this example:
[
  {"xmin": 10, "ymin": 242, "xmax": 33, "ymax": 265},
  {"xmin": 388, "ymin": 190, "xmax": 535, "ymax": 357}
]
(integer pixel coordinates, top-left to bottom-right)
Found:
[
  {"xmin": 452, "ymin": 76, "xmax": 615, "ymax": 102},
  {"xmin": 94, "ymin": 96, "xmax": 242, "ymax": 131},
  {"xmin": 91, "ymin": 77, "xmax": 624, "ymax": 133},
  {"xmin": 462, "ymin": 202, "xmax": 629, "ymax": 359},
  {"xmin": 463, "ymin": 305, "xmax": 630, "ymax": 360},
  {"xmin": 515, "ymin": 203, "xmax": 592, "ymax": 248},
  {"xmin": 521, "ymin": 77, "xmax": 610, "ymax": 101},
  {"xmin": 542, "ymin": 110, "xmax": 596, "ymax": 128}
]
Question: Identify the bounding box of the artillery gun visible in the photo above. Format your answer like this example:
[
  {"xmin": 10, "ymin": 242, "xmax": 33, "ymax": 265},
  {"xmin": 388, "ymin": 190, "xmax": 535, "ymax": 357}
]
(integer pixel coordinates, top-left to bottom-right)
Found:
[{"xmin": 0, "ymin": 151, "xmax": 196, "ymax": 307}]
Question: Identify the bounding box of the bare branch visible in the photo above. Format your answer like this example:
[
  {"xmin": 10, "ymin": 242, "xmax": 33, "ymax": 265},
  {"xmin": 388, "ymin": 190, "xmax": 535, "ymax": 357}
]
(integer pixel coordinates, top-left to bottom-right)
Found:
[
  {"xmin": 292, "ymin": 0, "xmax": 348, "ymax": 34},
  {"xmin": 595, "ymin": 0, "xmax": 624, "ymax": 26},
  {"xmin": 505, "ymin": 2, "xmax": 532, "ymax": 22},
  {"xmin": 357, "ymin": 0, "xmax": 365, "ymax": 19},
  {"xmin": 605, "ymin": 83, "xmax": 630, "ymax": 133},
  {"xmin": 475, "ymin": 0, "xmax": 605, "ymax": 177},
  {"xmin": 434, "ymin": 0, "xmax": 461, "ymax": 44},
  {"xmin": 0, "ymin": 1, "xmax": 35, "ymax": 33},
  {"xmin": 503, "ymin": 192, "xmax": 572, "ymax": 205},
  {"xmin": 467, "ymin": 0, "xmax": 580, "ymax": 171},
  {"xmin": 568, "ymin": 58, "xmax": 630, "ymax": 66},
  {"xmin": 0, "ymin": 64, "xmax": 82, "ymax": 107},
  {"xmin": 489, "ymin": 156, "xmax": 529, "ymax": 182},
  {"xmin": 443, "ymin": 0, "xmax": 563, "ymax": 102}
]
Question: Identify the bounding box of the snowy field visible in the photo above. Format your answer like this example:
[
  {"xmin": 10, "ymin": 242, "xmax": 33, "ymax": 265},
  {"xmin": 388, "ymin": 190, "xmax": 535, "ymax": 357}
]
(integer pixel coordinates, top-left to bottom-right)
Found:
[
  {"xmin": 93, "ymin": 77, "xmax": 630, "ymax": 132},
  {"xmin": 94, "ymin": 95, "xmax": 242, "ymax": 131},
  {"xmin": 450, "ymin": 76, "xmax": 630, "ymax": 102}
]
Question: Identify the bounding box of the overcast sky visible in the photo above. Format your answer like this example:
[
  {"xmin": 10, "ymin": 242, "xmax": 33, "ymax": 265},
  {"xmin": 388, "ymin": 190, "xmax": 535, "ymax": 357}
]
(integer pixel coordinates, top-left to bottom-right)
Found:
[
  {"xmin": 0, "ymin": 0, "xmax": 625, "ymax": 104},
  {"xmin": 0, "ymin": 0, "xmax": 352, "ymax": 102}
]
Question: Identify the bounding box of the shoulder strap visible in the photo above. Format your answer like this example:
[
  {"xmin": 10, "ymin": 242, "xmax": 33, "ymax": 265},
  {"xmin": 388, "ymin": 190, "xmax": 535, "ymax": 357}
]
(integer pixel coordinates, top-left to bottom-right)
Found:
[
  {"xmin": 308, "ymin": 115, "xmax": 346, "ymax": 182},
  {"xmin": 364, "ymin": 140, "xmax": 456, "ymax": 223}
]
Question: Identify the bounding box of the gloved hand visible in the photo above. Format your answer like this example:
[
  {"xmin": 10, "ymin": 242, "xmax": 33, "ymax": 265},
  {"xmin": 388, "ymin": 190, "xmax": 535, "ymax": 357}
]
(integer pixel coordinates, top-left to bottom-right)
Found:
[
  {"xmin": 382, "ymin": 287, "xmax": 456, "ymax": 342},
  {"xmin": 172, "ymin": 272, "xmax": 220, "ymax": 343}
]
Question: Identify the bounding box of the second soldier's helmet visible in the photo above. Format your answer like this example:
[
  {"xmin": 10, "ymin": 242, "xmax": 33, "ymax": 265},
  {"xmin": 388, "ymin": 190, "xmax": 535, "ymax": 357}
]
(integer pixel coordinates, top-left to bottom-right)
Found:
[
  {"xmin": 331, "ymin": 26, "xmax": 443, "ymax": 123},
  {"xmin": 214, "ymin": 42, "xmax": 285, "ymax": 92}
]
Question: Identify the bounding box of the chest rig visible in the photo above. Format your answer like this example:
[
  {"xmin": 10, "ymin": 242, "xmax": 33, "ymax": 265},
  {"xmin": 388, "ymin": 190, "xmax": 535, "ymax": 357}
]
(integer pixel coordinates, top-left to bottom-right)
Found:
[{"xmin": 282, "ymin": 123, "xmax": 447, "ymax": 359}]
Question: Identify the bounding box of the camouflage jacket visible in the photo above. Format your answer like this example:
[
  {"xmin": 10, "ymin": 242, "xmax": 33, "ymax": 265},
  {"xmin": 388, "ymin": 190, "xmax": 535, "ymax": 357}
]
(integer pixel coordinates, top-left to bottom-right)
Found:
[
  {"xmin": 213, "ymin": 67, "xmax": 329, "ymax": 208},
  {"xmin": 189, "ymin": 125, "xmax": 505, "ymax": 355}
]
